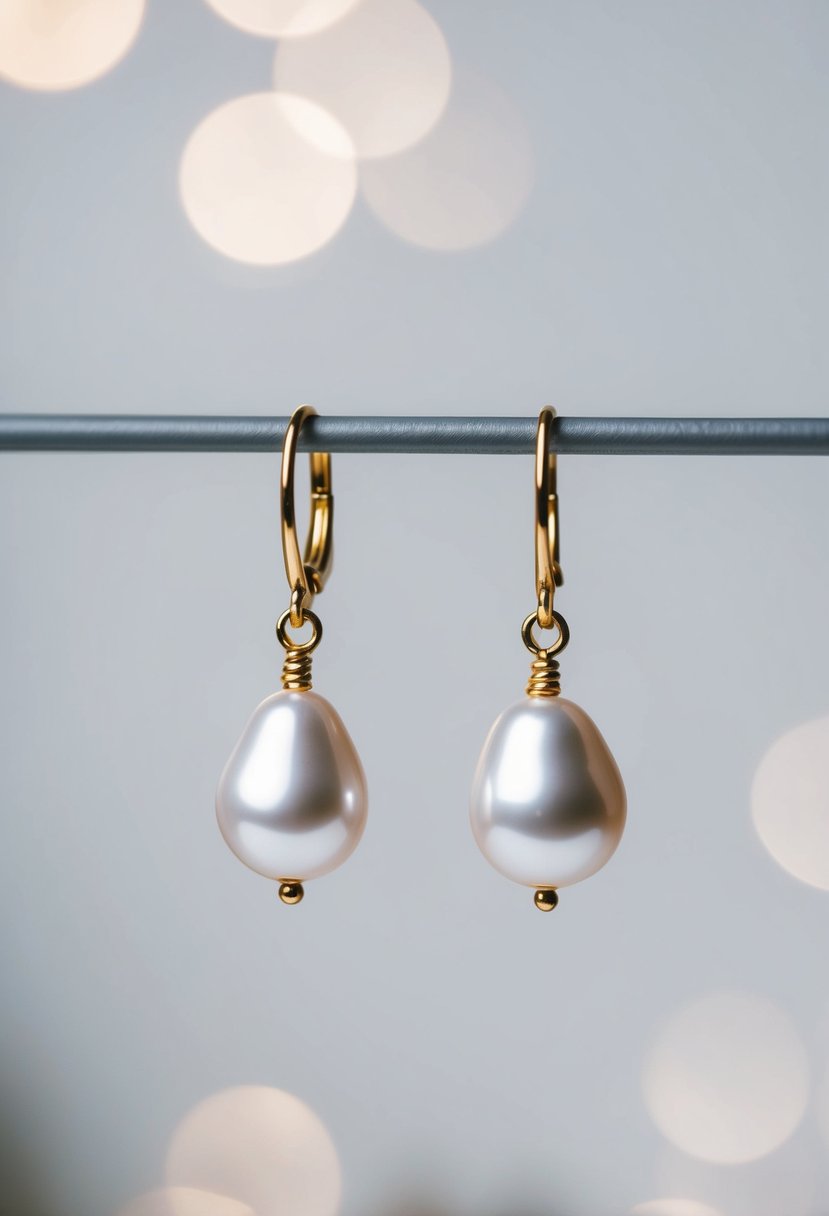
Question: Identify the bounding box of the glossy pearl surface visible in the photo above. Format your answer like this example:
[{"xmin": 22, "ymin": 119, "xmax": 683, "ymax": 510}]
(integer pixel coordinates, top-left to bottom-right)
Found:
[
  {"xmin": 470, "ymin": 696, "xmax": 626, "ymax": 889},
  {"xmin": 216, "ymin": 691, "xmax": 367, "ymax": 881}
]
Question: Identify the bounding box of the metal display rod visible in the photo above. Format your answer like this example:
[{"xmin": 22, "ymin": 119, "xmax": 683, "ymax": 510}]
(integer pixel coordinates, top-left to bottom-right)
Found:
[{"xmin": 1, "ymin": 414, "xmax": 828, "ymax": 455}]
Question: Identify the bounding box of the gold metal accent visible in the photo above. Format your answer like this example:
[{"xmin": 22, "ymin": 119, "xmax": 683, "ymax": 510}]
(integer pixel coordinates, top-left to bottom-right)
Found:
[
  {"xmin": 278, "ymin": 881, "xmax": 305, "ymax": 905},
  {"xmin": 272, "ymin": 409, "xmax": 329, "ymax": 905},
  {"xmin": 281, "ymin": 405, "xmax": 333, "ymax": 628},
  {"xmin": 534, "ymin": 888, "xmax": 559, "ymax": 911},
  {"xmin": 522, "ymin": 609, "xmax": 569, "ymax": 697},
  {"xmin": 277, "ymin": 608, "xmax": 322, "ymax": 691},
  {"xmin": 534, "ymin": 407, "xmax": 563, "ymax": 629},
  {"xmin": 523, "ymin": 409, "xmax": 570, "ymax": 694},
  {"xmin": 526, "ymin": 653, "xmax": 561, "ymax": 698}
]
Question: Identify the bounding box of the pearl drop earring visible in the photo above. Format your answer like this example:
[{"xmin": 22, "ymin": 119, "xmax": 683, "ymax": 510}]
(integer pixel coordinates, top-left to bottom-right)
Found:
[
  {"xmin": 216, "ymin": 405, "xmax": 368, "ymax": 905},
  {"xmin": 470, "ymin": 407, "xmax": 626, "ymax": 911}
]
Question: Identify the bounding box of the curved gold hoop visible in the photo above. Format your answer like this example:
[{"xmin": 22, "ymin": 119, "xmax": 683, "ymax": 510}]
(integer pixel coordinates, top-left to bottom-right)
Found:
[
  {"xmin": 281, "ymin": 405, "xmax": 333, "ymax": 628},
  {"xmin": 534, "ymin": 406, "xmax": 564, "ymax": 629}
]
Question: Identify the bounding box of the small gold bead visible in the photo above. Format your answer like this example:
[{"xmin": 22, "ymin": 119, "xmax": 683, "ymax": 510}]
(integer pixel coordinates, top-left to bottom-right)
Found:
[
  {"xmin": 534, "ymin": 888, "xmax": 558, "ymax": 912},
  {"xmin": 278, "ymin": 881, "xmax": 305, "ymax": 905}
]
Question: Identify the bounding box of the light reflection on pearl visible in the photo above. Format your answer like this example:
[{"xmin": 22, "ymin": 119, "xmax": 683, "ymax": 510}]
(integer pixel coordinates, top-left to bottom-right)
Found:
[
  {"xmin": 234, "ymin": 701, "xmax": 296, "ymax": 813},
  {"xmin": 470, "ymin": 696, "xmax": 626, "ymax": 889},
  {"xmin": 643, "ymin": 990, "xmax": 809, "ymax": 1164},
  {"xmin": 216, "ymin": 690, "xmax": 367, "ymax": 881},
  {"xmin": 484, "ymin": 823, "xmax": 608, "ymax": 889},
  {"xmin": 488, "ymin": 711, "xmax": 547, "ymax": 805}
]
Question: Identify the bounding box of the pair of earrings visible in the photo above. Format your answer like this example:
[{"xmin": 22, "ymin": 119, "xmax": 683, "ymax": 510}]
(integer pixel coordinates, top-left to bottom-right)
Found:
[{"xmin": 216, "ymin": 406, "xmax": 626, "ymax": 911}]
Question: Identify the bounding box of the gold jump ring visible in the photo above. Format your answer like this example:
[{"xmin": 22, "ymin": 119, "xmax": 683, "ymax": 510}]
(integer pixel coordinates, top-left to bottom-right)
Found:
[
  {"xmin": 521, "ymin": 609, "xmax": 570, "ymax": 657},
  {"xmin": 276, "ymin": 608, "xmax": 323, "ymax": 654}
]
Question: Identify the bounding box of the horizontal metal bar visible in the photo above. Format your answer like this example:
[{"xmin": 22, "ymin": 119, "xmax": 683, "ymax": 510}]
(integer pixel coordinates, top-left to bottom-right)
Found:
[{"xmin": 1, "ymin": 414, "xmax": 828, "ymax": 455}]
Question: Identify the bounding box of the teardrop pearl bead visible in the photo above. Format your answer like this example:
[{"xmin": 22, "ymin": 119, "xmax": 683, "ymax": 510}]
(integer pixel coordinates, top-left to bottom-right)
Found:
[
  {"xmin": 470, "ymin": 697, "xmax": 626, "ymax": 890},
  {"xmin": 216, "ymin": 691, "xmax": 367, "ymax": 883}
]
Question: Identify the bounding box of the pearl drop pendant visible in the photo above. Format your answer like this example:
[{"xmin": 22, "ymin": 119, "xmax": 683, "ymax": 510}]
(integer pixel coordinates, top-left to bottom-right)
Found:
[
  {"xmin": 470, "ymin": 694, "xmax": 626, "ymax": 907},
  {"xmin": 470, "ymin": 406, "xmax": 627, "ymax": 911},
  {"xmin": 216, "ymin": 689, "xmax": 367, "ymax": 903},
  {"xmin": 224, "ymin": 404, "xmax": 369, "ymax": 904}
]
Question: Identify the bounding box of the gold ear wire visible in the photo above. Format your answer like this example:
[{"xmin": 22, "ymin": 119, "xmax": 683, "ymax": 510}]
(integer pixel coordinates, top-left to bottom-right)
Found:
[
  {"xmin": 280, "ymin": 404, "xmax": 333, "ymax": 629},
  {"xmin": 534, "ymin": 406, "xmax": 563, "ymax": 630},
  {"xmin": 525, "ymin": 408, "xmax": 569, "ymax": 698}
]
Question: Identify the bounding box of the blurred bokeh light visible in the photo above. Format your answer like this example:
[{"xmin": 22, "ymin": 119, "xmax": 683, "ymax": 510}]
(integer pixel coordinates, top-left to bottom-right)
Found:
[
  {"xmin": 165, "ymin": 1085, "xmax": 341, "ymax": 1216},
  {"xmin": 752, "ymin": 716, "xmax": 829, "ymax": 890},
  {"xmin": 818, "ymin": 1060, "xmax": 829, "ymax": 1150},
  {"xmin": 360, "ymin": 69, "xmax": 533, "ymax": 251},
  {"xmin": 118, "ymin": 1187, "xmax": 254, "ymax": 1216},
  {"xmin": 632, "ymin": 1202, "xmax": 721, "ymax": 1216},
  {"xmin": 204, "ymin": 0, "xmax": 362, "ymax": 39},
  {"xmin": 652, "ymin": 1136, "xmax": 816, "ymax": 1216},
  {"xmin": 273, "ymin": 0, "xmax": 451, "ymax": 159},
  {"xmin": 642, "ymin": 990, "xmax": 809, "ymax": 1164},
  {"xmin": 179, "ymin": 92, "xmax": 357, "ymax": 265},
  {"xmin": 2, "ymin": 3, "xmax": 828, "ymax": 1214},
  {"xmin": 0, "ymin": 0, "xmax": 144, "ymax": 91}
]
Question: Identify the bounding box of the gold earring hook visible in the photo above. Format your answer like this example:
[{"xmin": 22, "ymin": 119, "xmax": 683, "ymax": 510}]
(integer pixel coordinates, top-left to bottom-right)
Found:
[
  {"xmin": 281, "ymin": 405, "xmax": 333, "ymax": 629},
  {"xmin": 534, "ymin": 406, "xmax": 564, "ymax": 630}
]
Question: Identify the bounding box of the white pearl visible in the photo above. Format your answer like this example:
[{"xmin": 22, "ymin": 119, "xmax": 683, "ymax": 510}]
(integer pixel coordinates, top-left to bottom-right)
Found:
[
  {"xmin": 216, "ymin": 691, "xmax": 367, "ymax": 882},
  {"xmin": 470, "ymin": 697, "xmax": 626, "ymax": 889}
]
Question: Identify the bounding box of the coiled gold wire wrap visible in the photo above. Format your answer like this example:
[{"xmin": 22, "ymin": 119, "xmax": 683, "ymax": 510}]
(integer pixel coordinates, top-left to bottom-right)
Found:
[
  {"xmin": 281, "ymin": 647, "xmax": 314, "ymax": 691},
  {"xmin": 276, "ymin": 608, "xmax": 322, "ymax": 692},
  {"xmin": 526, "ymin": 652, "xmax": 561, "ymax": 698},
  {"xmin": 521, "ymin": 609, "xmax": 570, "ymax": 699}
]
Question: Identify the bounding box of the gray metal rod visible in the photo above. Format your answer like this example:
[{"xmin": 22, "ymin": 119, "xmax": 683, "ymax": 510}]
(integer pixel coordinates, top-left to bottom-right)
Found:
[{"xmin": 1, "ymin": 414, "xmax": 828, "ymax": 455}]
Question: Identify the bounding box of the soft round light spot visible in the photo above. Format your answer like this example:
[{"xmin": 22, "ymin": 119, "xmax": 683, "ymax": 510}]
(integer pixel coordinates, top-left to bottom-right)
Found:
[
  {"xmin": 818, "ymin": 1062, "xmax": 829, "ymax": 1149},
  {"xmin": 752, "ymin": 716, "xmax": 829, "ymax": 890},
  {"xmin": 166, "ymin": 1086, "xmax": 341, "ymax": 1216},
  {"xmin": 117, "ymin": 1188, "xmax": 254, "ymax": 1216},
  {"xmin": 643, "ymin": 991, "xmax": 809, "ymax": 1164},
  {"xmin": 273, "ymin": 0, "xmax": 451, "ymax": 159},
  {"xmin": 204, "ymin": 0, "xmax": 362, "ymax": 39},
  {"xmin": 632, "ymin": 1202, "xmax": 721, "ymax": 1216},
  {"xmin": 0, "ymin": 0, "xmax": 144, "ymax": 91},
  {"xmin": 179, "ymin": 92, "xmax": 357, "ymax": 265},
  {"xmin": 653, "ymin": 1140, "xmax": 815, "ymax": 1216},
  {"xmin": 361, "ymin": 69, "xmax": 533, "ymax": 250}
]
